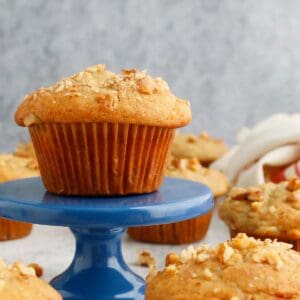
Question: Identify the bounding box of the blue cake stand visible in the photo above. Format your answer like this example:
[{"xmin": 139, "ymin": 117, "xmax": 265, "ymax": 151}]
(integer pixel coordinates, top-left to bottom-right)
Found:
[{"xmin": 0, "ymin": 177, "xmax": 213, "ymax": 300}]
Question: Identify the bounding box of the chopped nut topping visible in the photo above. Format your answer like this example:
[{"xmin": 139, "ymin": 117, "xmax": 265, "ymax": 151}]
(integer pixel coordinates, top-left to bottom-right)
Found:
[
  {"xmin": 252, "ymin": 250, "xmax": 283, "ymax": 270},
  {"xmin": 165, "ymin": 253, "xmax": 181, "ymax": 266},
  {"xmin": 121, "ymin": 68, "xmax": 137, "ymax": 75},
  {"xmin": 199, "ymin": 132, "xmax": 210, "ymax": 139},
  {"xmin": 287, "ymin": 191, "xmax": 300, "ymax": 203},
  {"xmin": 186, "ymin": 135, "xmax": 198, "ymax": 143},
  {"xmin": 247, "ymin": 188, "xmax": 263, "ymax": 202},
  {"xmin": 11, "ymin": 262, "xmax": 36, "ymax": 277},
  {"xmin": 73, "ymin": 71, "xmax": 85, "ymax": 81},
  {"xmin": 287, "ymin": 178, "xmax": 300, "ymax": 192},
  {"xmin": 28, "ymin": 263, "xmax": 43, "ymax": 277},
  {"xmin": 195, "ymin": 253, "xmax": 210, "ymax": 263},
  {"xmin": 229, "ymin": 187, "xmax": 248, "ymax": 200},
  {"xmin": 250, "ymin": 201, "xmax": 262, "ymax": 211},
  {"xmin": 148, "ymin": 234, "xmax": 300, "ymax": 298},
  {"xmin": 138, "ymin": 250, "xmax": 156, "ymax": 268},
  {"xmin": 137, "ymin": 76, "xmax": 154, "ymax": 94},
  {"xmin": 168, "ymin": 157, "xmax": 200, "ymax": 172},
  {"xmin": 165, "ymin": 264, "xmax": 179, "ymax": 274},
  {"xmin": 203, "ymin": 268, "xmax": 213, "ymax": 279},
  {"xmin": 216, "ymin": 243, "xmax": 234, "ymax": 263},
  {"xmin": 187, "ymin": 158, "xmax": 200, "ymax": 171},
  {"xmin": 180, "ymin": 246, "xmax": 196, "ymax": 262}
]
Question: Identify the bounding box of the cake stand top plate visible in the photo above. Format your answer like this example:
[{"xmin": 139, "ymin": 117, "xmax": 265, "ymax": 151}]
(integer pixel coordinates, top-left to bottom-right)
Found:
[{"xmin": 0, "ymin": 177, "xmax": 213, "ymax": 228}]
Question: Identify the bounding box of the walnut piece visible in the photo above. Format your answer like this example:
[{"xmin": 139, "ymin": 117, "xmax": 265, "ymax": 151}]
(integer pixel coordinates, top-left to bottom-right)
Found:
[
  {"xmin": 138, "ymin": 250, "xmax": 156, "ymax": 268},
  {"xmin": 137, "ymin": 76, "xmax": 154, "ymax": 94},
  {"xmin": 229, "ymin": 187, "xmax": 248, "ymax": 200},
  {"xmin": 165, "ymin": 253, "xmax": 181, "ymax": 266},
  {"xmin": 28, "ymin": 263, "xmax": 43, "ymax": 277}
]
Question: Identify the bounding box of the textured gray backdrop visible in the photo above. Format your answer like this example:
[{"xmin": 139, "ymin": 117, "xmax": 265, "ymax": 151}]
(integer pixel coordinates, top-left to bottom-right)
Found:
[{"xmin": 1, "ymin": 0, "xmax": 300, "ymax": 151}]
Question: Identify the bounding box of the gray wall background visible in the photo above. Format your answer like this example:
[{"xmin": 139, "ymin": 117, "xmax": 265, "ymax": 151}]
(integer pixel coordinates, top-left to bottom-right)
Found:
[{"xmin": 1, "ymin": 0, "xmax": 300, "ymax": 151}]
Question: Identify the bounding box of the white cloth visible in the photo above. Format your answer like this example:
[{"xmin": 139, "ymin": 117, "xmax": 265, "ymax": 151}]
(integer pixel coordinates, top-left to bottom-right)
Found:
[{"xmin": 211, "ymin": 114, "xmax": 300, "ymax": 187}]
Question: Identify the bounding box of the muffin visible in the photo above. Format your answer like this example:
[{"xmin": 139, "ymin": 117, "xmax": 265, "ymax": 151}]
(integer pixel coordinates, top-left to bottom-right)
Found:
[
  {"xmin": 171, "ymin": 132, "xmax": 228, "ymax": 165},
  {"xmin": 146, "ymin": 233, "xmax": 300, "ymax": 299},
  {"xmin": 0, "ymin": 148, "xmax": 39, "ymax": 240},
  {"xmin": 219, "ymin": 178, "xmax": 300, "ymax": 251},
  {"xmin": 127, "ymin": 157, "xmax": 229, "ymax": 244},
  {"xmin": 0, "ymin": 258, "xmax": 61, "ymax": 299},
  {"xmin": 15, "ymin": 65, "xmax": 191, "ymax": 196}
]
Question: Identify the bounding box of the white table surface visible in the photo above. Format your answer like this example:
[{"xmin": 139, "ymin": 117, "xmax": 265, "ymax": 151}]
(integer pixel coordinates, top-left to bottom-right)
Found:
[{"xmin": 0, "ymin": 200, "xmax": 230, "ymax": 282}]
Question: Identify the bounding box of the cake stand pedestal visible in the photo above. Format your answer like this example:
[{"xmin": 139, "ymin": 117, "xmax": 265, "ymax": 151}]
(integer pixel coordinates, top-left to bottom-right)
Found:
[{"xmin": 0, "ymin": 177, "xmax": 213, "ymax": 300}]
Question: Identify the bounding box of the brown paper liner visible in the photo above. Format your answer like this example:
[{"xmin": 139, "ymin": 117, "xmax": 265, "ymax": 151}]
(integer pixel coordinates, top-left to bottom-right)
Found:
[
  {"xmin": 29, "ymin": 123, "xmax": 175, "ymax": 196},
  {"xmin": 230, "ymin": 229, "xmax": 300, "ymax": 252},
  {"xmin": 0, "ymin": 218, "xmax": 32, "ymax": 241},
  {"xmin": 127, "ymin": 211, "xmax": 213, "ymax": 244}
]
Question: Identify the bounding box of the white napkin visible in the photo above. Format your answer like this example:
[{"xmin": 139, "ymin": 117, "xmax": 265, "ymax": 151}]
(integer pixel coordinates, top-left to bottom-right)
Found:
[{"xmin": 211, "ymin": 114, "xmax": 300, "ymax": 187}]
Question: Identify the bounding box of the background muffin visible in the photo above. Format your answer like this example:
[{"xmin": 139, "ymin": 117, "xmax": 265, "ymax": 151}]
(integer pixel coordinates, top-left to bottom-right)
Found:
[
  {"xmin": 0, "ymin": 144, "xmax": 39, "ymax": 241},
  {"xmin": 15, "ymin": 64, "xmax": 191, "ymax": 196},
  {"xmin": 219, "ymin": 178, "xmax": 300, "ymax": 250},
  {"xmin": 146, "ymin": 233, "xmax": 300, "ymax": 299},
  {"xmin": 127, "ymin": 157, "xmax": 228, "ymax": 244},
  {"xmin": 171, "ymin": 132, "xmax": 228, "ymax": 166},
  {"xmin": 0, "ymin": 258, "xmax": 61, "ymax": 300}
]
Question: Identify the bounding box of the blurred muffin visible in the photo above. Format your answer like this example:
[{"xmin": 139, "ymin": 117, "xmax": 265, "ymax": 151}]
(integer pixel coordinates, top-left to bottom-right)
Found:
[
  {"xmin": 166, "ymin": 157, "xmax": 229, "ymax": 197},
  {"xmin": 0, "ymin": 153, "xmax": 39, "ymax": 183},
  {"xmin": 127, "ymin": 157, "xmax": 228, "ymax": 244},
  {"xmin": 219, "ymin": 178, "xmax": 300, "ymax": 251},
  {"xmin": 146, "ymin": 233, "xmax": 300, "ymax": 299},
  {"xmin": 15, "ymin": 65, "xmax": 191, "ymax": 195},
  {"xmin": 171, "ymin": 132, "xmax": 228, "ymax": 165},
  {"xmin": 0, "ymin": 258, "xmax": 61, "ymax": 299},
  {"xmin": 0, "ymin": 146, "xmax": 39, "ymax": 241},
  {"xmin": 14, "ymin": 142, "xmax": 37, "ymax": 162}
]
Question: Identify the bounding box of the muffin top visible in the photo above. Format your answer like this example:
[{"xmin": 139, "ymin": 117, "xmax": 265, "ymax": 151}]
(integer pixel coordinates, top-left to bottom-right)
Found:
[
  {"xmin": 146, "ymin": 233, "xmax": 300, "ymax": 300},
  {"xmin": 166, "ymin": 157, "xmax": 229, "ymax": 197},
  {"xmin": 171, "ymin": 132, "xmax": 228, "ymax": 164},
  {"xmin": 15, "ymin": 65, "xmax": 191, "ymax": 128},
  {"xmin": 0, "ymin": 259, "xmax": 61, "ymax": 300},
  {"xmin": 219, "ymin": 178, "xmax": 300, "ymax": 240}
]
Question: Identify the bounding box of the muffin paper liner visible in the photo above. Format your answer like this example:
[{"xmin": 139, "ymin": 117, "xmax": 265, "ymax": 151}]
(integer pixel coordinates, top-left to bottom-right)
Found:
[
  {"xmin": 0, "ymin": 218, "xmax": 32, "ymax": 241},
  {"xmin": 230, "ymin": 230, "xmax": 300, "ymax": 252},
  {"xmin": 29, "ymin": 123, "xmax": 175, "ymax": 196},
  {"xmin": 127, "ymin": 210, "xmax": 213, "ymax": 244}
]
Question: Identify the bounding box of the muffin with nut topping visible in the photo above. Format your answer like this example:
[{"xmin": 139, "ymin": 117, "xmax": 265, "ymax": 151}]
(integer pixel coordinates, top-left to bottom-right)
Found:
[
  {"xmin": 0, "ymin": 258, "xmax": 61, "ymax": 300},
  {"xmin": 219, "ymin": 178, "xmax": 300, "ymax": 251},
  {"xmin": 0, "ymin": 143, "xmax": 39, "ymax": 241},
  {"xmin": 15, "ymin": 65, "xmax": 191, "ymax": 195},
  {"xmin": 171, "ymin": 132, "xmax": 228, "ymax": 165},
  {"xmin": 128, "ymin": 157, "xmax": 228, "ymax": 244},
  {"xmin": 146, "ymin": 233, "xmax": 300, "ymax": 299}
]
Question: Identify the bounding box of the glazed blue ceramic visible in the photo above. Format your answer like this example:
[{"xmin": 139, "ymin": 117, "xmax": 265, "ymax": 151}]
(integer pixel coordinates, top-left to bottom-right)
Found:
[{"xmin": 0, "ymin": 177, "xmax": 213, "ymax": 300}]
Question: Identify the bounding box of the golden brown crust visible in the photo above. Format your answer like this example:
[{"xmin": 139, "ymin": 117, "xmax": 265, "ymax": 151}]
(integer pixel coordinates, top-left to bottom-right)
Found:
[
  {"xmin": 171, "ymin": 132, "xmax": 228, "ymax": 164},
  {"xmin": 166, "ymin": 157, "xmax": 229, "ymax": 197},
  {"xmin": 219, "ymin": 179, "xmax": 300, "ymax": 241},
  {"xmin": 146, "ymin": 234, "xmax": 300, "ymax": 299},
  {"xmin": 15, "ymin": 65, "xmax": 191, "ymax": 128},
  {"xmin": 0, "ymin": 259, "xmax": 61, "ymax": 299}
]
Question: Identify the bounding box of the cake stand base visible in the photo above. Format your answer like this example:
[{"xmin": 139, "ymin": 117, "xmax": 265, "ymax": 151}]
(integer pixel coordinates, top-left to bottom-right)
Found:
[{"xmin": 0, "ymin": 177, "xmax": 213, "ymax": 299}]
